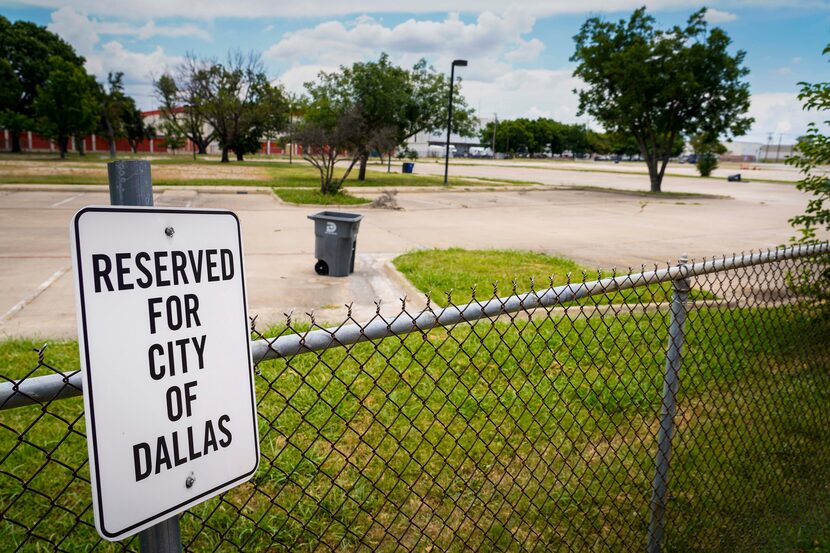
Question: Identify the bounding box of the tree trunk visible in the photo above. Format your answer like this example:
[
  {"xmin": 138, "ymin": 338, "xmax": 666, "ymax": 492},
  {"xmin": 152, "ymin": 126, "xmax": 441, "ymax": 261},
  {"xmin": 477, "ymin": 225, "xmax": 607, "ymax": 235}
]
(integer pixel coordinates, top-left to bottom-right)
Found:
[
  {"xmin": 10, "ymin": 131, "xmax": 21, "ymax": 153},
  {"xmin": 646, "ymin": 157, "xmax": 662, "ymax": 192},
  {"xmin": 59, "ymin": 137, "xmax": 68, "ymax": 159},
  {"xmin": 221, "ymin": 146, "xmax": 230, "ymax": 163},
  {"xmin": 105, "ymin": 119, "xmax": 116, "ymax": 159},
  {"xmin": 75, "ymin": 136, "xmax": 85, "ymax": 156},
  {"xmin": 197, "ymin": 141, "xmax": 207, "ymax": 155},
  {"xmin": 357, "ymin": 153, "xmax": 368, "ymax": 181},
  {"xmin": 236, "ymin": 150, "xmax": 244, "ymax": 162}
]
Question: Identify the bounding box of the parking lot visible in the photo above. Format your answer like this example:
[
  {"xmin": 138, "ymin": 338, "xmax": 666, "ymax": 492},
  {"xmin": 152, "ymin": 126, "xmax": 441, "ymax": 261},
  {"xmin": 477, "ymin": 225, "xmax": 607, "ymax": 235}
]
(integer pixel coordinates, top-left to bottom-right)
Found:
[{"xmin": 0, "ymin": 166, "xmax": 816, "ymax": 338}]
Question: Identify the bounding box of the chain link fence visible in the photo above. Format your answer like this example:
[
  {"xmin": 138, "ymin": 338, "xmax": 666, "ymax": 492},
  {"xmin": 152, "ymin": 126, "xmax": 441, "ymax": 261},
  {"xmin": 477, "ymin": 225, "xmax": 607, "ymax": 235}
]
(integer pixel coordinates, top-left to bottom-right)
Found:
[{"xmin": 2, "ymin": 244, "xmax": 829, "ymax": 552}]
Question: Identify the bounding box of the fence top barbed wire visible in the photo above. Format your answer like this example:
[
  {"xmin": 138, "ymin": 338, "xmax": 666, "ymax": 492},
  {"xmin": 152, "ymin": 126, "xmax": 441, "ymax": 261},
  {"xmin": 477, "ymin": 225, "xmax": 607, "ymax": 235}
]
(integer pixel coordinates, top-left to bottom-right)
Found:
[{"xmin": 1, "ymin": 241, "xmax": 827, "ymax": 412}]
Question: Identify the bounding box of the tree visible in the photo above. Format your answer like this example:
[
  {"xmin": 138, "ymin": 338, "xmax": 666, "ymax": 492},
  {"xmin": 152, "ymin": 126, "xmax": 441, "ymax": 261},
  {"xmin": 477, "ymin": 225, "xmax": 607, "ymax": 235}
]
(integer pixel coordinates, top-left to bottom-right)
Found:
[
  {"xmin": 309, "ymin": 54, "xmax": 411, "ymax": 180},
  {"xmin": 787, "ymin": 44, "xmax": 830, "ymax": 242},
  {"xmin": 309, "ymin": 54, "xmax": 476, "ymax": 180},
  {"xmin": 186, "ymin": 51, "xmax": 287, "ymax": 163},
  {"xmin": 97, "ymin": 72, "xmax": 131, "ymax": 158},
  {"xmin": 160, "ymin": 120, "xmax": 186, "ymax": 154},
  {"xmin": 124, "ymin": 105, "xmax": 155, "ymax": 153},
  {"xmin": 154, "ymin": 70, "xmax": 215, "ymax": 157},
  {"xmin": 0, "ymin": 16, "xmax": 85, "ymax": 152},
  {"xmin": 402, "ymin": 58, "xmax": 476, "ymax": 146},
  {"xmin": 571, "ymin": 7, "xmax": 753, "ymax": 192},
  {"xmin": 295, "ymin": 107, "xmax": 381, "ymax": 194},
  {"xmin": 32, "ymin": 57, "xmax": 98, "ymax": 158}
]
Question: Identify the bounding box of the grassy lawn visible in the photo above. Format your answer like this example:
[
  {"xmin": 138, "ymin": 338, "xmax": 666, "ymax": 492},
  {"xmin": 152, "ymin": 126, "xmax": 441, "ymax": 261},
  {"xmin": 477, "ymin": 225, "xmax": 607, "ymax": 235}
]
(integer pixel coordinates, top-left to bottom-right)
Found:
[
  {"xmin": 273, "ymin": 188, "xmax": 371, "ymax": 205},
  {"xmin": 393, "ymin": 248, "xmax": 713, "ymax": 306},
  {"xmin": 1, "ymin": 301, "xmax": 828, "ymax": 551}
]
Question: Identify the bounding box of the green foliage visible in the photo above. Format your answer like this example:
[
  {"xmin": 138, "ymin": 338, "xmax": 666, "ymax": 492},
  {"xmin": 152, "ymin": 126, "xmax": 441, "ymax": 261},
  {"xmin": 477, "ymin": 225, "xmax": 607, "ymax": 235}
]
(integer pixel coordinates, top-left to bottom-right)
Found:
[
  {"xmin": 96, "ymin": 72, "xmax": 132, "ymax": 157},
  {"xmin": 478, "ymin": 118, "xmax": 592, "ymax": 156},
  {"xmin": 0, "ymin": 15, "xmax": 86, "ymax": 151},
  {"xmin": 787, "ymin": 44, "xmax": 830, "ymax": 242},
  {"xmin": 571, "ymin": 7, "xmax": 752, "ymax": 191},
  {"xmin": 696, "ymin": 153, "xmax": 718, "ymax": 177},
  {"xmin": 185, "ymin": 51, "xmax": 288, "ymax": 162},
  {"xmin": 305, "ymin": 53, "xmax": 475, "ymax": 181},
  {"xmin": 32, "ymin": 57, "xmax": 99, "ymax": 158}
]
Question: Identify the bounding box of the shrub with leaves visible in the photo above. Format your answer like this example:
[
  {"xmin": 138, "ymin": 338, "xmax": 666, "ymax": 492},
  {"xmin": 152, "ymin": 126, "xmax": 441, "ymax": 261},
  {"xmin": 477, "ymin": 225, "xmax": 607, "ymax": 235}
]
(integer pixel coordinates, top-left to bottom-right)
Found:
[{"xmin": 788, "ymin": 44, "xmax": 830, "ymax": 242}]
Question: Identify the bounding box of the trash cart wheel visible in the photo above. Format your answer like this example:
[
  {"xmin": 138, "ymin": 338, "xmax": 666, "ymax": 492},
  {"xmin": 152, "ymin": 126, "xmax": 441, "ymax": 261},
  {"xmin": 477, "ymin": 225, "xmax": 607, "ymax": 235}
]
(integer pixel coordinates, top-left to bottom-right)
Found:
[{"xmin": 314, "ymin": 260, "xmax": 329, "ymax": 275}]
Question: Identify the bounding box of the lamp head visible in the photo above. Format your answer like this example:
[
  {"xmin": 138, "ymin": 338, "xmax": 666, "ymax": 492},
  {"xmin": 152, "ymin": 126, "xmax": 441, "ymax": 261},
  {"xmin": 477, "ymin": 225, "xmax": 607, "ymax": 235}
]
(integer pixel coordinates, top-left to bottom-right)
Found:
[{"xmin": 452, "ymin": 59, "xmax": 468, "ymax": 67}]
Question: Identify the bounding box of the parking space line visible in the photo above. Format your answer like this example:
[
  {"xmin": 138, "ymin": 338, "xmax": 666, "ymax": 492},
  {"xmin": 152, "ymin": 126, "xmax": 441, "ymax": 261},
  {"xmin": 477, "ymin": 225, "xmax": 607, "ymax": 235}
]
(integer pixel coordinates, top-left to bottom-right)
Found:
[
  {"xmin": 0, "ymin": 266, "xmax": 70, "ymax": 323},
  {"xmin": 51, "ymin": 194, "xmax": 82, "ymax": 207}
]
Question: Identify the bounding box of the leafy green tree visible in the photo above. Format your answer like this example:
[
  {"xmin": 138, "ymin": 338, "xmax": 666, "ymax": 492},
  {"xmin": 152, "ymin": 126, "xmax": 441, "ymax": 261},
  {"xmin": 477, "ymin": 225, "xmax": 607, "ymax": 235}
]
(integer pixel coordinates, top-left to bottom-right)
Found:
[
  {"xmin": 97, "ymin": 72, "xmax": 131, "ymax": 158},
  {"xmin": 403, "ymin": 57, "xmax": 476, "ymax": 144},
  {"xmin": 788, "ymin": 44, "xmax": 830, "ymax": 242},
  {"xmin": 310, "ymin": 53, "xmax": 476, "ymax": 180},
  {"xmin": 0, "ymin": 16, "xmax": 85, "ymax": 152},
  {"xmin": 187, "ymin": 51, "xmax": 287, "ymax": 162},
  {"xmin": 33, "ymin": 57, "xmax": 98, "ymax": 158},
  {"xmin": 124, "ymin": 105, "xmax": 155, "ymax": 153},
  {"xmin": 571, "ymin": 7, "xmax": 752, "ymax": 192}
]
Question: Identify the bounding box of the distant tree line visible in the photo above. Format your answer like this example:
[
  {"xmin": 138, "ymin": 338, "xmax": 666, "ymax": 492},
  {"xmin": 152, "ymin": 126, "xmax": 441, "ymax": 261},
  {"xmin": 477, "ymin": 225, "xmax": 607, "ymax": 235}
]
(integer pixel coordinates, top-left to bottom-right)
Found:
[{"xmin": 479, "ymin": 117, "xmax": 684, "ymax": 159}]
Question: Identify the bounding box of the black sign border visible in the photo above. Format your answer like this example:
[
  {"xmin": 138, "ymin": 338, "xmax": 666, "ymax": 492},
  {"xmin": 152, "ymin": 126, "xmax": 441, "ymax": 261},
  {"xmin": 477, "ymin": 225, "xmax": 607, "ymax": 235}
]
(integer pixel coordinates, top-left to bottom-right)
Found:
[{"xmin": 73, "ymin": 206, "xmax": 260, "ymax": 540}]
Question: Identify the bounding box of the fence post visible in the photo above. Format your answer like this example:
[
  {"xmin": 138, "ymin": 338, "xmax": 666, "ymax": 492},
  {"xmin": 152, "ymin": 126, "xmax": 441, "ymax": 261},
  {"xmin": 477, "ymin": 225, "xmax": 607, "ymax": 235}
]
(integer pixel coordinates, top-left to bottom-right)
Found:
[
  {"xmin": 107, "ymin": 160, "xmax": 182, "ymax": 553},
  {"xmin": 646, "ymin": 254, "xmax": 690, "ymax": 553}
]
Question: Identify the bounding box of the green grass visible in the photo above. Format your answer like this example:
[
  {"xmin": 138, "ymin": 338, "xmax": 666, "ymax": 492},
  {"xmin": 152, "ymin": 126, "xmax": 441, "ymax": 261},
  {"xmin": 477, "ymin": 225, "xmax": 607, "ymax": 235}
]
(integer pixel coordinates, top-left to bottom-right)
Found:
[
  {"xmin": 1, "ymin": 302, "xmax": 829, "ymax": 551},
  {"xmin": 0, "ymin": 160, "xmax": 489, "ymax": 189},
  {"xmin": 393, "ymin": 248, "xmax": 713, "ymax": 306},
  {"xmin": 273, "ymin": 188, "xmax": 371, "ymax": 205}
]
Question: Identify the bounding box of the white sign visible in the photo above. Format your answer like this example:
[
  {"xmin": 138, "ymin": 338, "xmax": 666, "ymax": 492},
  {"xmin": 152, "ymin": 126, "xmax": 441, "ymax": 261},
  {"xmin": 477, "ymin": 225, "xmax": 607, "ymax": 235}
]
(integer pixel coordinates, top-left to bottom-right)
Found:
[{"xmin": 70, "ymin": 207, "xmax": 259, "ymax": 541}]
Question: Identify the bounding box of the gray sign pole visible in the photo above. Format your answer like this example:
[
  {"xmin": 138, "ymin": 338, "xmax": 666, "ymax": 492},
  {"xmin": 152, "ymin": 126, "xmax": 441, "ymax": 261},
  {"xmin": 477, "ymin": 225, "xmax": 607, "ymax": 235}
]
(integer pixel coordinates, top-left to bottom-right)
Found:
[{"xmin": 106, "ymin": 160, "xmax": 182, "ymax": 553}]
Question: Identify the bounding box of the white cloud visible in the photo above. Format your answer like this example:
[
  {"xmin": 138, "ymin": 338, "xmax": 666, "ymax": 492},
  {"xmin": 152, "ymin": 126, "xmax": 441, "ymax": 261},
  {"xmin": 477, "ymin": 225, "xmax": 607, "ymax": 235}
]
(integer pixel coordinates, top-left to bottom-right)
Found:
[
  {"xmin": 774, "ymin": 66, "xmax": 793, "ymax": 75},
  {"xmin": 98, "ymin": 41, "xmax": 182, "ymax": 80},
  {"xmin": 15, "ymin": 0, "xmax": 822, "ymax": 20},
  {"xmin": 703, "ymin": 8, "xmax": 737, "ymax": 23},
  {"xmin": 46, "ymin": 8, "xmax": 184, "ymax": 108},
  {"xmin": 504, "ymin": 38, "xmax": 545, "ymax": 62},
  {"xmin": 743, "ymin": 92, "xmax": 825, "ymax": 142},
  {"xmin": 266, "ymin": 10, "xmax": 541, "ymax": 73},
  {"xmin": 48, "ymin": 7, "xmax": 210, "ymax": 47}
]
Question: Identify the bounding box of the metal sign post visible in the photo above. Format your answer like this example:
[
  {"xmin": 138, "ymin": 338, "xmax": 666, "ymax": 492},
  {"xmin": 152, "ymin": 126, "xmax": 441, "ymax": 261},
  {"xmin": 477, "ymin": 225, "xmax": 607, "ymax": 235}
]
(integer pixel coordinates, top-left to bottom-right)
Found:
[
  {"xmin": 109, "ymin": 161, "xmax": 182, "ymax": 553},
  {"xmin": 69, "ymin": 160, "xmax": 258, "ymax": 547}
]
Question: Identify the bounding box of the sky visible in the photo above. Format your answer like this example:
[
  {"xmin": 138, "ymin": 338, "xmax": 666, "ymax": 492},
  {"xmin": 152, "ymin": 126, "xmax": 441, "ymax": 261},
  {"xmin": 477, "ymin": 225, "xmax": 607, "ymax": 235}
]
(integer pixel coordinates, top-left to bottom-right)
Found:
[{"xmin": 2, "ymin": 0, "xmax": 829, "ymax": 144}]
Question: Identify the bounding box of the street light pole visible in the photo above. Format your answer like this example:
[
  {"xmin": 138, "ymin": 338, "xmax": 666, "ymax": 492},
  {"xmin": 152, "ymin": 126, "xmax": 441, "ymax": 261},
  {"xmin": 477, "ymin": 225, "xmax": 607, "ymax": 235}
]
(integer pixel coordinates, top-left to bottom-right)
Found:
[{"xmin": 444, "ymin": 59, "xmax": 467, "ymax": 184}]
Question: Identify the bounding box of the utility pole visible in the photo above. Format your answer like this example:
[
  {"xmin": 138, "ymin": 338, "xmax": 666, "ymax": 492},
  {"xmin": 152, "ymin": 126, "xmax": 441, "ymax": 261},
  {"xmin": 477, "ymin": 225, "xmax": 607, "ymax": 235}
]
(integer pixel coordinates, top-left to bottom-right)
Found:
[
  {"xmin": 491, "ymin": 113, "xmax": 497, "ymax": 158},
  {"xmin": 775, "ymin": 133, "xmax": 783, "ymax": 162}
]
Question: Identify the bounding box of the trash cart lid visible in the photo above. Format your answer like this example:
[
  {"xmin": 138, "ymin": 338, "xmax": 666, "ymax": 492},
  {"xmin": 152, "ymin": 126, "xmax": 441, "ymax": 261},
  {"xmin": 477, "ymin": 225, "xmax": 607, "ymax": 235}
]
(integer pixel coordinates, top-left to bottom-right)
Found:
[{"xmin": 307, "ymin": 211, "xmax": 364, "ymax": 223}]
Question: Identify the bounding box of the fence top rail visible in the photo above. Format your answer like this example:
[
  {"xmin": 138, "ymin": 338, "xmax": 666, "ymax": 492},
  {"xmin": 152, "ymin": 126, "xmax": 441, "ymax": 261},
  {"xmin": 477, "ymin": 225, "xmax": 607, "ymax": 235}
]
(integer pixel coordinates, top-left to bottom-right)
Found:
[{"xmin": 1, "ymin": 241, "xmax": 827, "ymax": 411}]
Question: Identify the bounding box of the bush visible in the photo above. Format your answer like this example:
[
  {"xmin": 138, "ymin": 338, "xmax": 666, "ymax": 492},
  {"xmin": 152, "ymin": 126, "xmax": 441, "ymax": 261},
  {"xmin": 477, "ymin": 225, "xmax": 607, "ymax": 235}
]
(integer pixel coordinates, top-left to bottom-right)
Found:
[{"xmin": 696, "ymin": 153, "xmax": 718, "ymax": 177}]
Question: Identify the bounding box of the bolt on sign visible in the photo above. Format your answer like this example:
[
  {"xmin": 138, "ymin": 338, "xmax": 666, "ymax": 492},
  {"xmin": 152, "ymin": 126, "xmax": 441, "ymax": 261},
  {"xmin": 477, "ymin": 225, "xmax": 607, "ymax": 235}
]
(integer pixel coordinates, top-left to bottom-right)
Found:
[{"xmin": 70, "ymin": 207, "xmax": 259, "ymax": 541}]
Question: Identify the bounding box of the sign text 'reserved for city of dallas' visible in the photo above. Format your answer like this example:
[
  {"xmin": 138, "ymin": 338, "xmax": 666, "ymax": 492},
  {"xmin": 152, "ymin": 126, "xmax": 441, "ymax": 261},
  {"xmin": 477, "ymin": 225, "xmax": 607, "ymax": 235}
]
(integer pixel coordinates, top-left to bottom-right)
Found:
[{"xmin": 70, "ymin": 207, "xmax": 259, "ymax": 541}]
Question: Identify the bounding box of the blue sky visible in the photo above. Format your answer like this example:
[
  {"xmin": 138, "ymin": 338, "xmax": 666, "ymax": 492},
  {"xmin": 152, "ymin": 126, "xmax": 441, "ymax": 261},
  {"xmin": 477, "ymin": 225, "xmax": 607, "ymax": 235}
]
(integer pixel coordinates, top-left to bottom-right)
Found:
[{"xmin": 3, "ymin": 1, "xmax": 829, "ymax": 144}]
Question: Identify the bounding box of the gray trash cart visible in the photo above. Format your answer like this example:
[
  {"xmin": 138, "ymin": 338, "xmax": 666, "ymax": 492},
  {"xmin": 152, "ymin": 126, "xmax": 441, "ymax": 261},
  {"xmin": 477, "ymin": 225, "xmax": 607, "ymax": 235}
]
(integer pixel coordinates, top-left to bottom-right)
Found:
[{"xmin": 307, "ymin": 211, "xmax": 364, "ymax": 277}]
